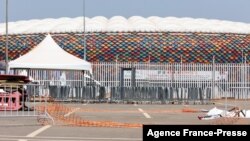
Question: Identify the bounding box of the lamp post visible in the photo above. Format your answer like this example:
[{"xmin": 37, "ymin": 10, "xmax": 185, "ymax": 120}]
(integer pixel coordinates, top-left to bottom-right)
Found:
[
  {"xmin": 5, "ymin": 0, "xmax": 9, "ymax": 74},
  {"xmin": 83, "ymin": 0, "xmax": 86, "ymax": 61}
]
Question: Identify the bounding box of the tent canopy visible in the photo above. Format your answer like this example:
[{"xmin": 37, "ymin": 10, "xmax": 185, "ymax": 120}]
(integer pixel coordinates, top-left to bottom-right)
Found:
[{"xmin": 9, "ymin": 34, "xmax": 92, "ymax": 72}]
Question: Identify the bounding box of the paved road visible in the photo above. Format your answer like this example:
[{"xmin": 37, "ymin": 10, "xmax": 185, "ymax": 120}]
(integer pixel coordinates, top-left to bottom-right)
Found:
[{"xmin": 0, "ymin": 101, "xmax": 249, "ymax": 141}]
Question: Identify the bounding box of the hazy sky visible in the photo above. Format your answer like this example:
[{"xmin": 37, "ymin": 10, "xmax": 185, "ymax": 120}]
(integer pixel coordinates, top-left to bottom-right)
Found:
[{"xmin": 0, "ymin": 0, "xmax": 250, "ymax": 23}]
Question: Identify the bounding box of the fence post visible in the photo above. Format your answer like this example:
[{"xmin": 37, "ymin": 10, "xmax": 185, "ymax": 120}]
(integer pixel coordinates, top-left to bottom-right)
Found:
[
  {"xmin": 120, "ymin": 68, "xmax": 124, "ymax": 100},
  {"xmin": 243, "ymin": 56, "xmax": 247, "ymax": 115},
  {"xmin": 212, "ymin": 56, "xmax": 215, "ymax": 99},
  {"xmin": 116, "ymin": 55, "xmax": 119, "ymax": 87},
  {"xmin": 180, "ymin": 55, "xmax": 183, "ymax": 103},
  {"xmin": 131, "ymin": 66, "xmax": 136, "ymax": 101}
]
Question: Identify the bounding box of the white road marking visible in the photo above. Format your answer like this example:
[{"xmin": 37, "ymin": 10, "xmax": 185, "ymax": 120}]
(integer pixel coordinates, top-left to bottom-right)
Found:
[
  {"xmin": 18, "ymin": 125, "xmax": 52, "ymax": 141},
  {"xmin": 138, "ymin": 108, "xmax": 151, "ymax": 118},
  {"xmin": 82, "ymin": 104, "xmax": 87, "ymax": 106},
  {"xmin": 142, "ymin": 112, "xmax": 151, "ymax": 119},
  {"xmin": 64, "ymin": 108, "xmax": 80, "ymax": 117},
  {"xmin": 26, "ymin": 125, "xmax": 51, "ymax": 137},
  {"xmin": 138, "ymin": 108, "xmax": 143, "ymax": 112}
]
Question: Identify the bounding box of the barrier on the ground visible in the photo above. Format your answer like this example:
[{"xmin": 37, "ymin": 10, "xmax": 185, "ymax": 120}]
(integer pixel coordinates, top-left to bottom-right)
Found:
[
  {"xmin": 48, "ymin": 86, "xmax": 212, "ymax": 104},
  {"xmin": 0, "ymin": 84, "xmax": 54, "ymax": 125},
  {"xmin": 0, "ymin": 92, "xmax": 22, "ymax": 111}
]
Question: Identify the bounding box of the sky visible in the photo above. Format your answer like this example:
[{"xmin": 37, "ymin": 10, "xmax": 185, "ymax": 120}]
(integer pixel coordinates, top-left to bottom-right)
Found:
[{"xmin": 0, "ymin": 0, "xmax": 250, "ymax": 23}]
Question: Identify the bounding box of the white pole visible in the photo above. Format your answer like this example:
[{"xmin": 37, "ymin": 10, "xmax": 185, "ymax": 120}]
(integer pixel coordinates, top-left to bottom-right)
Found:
[
  {"xmin": 5, "ymin": 0, "xmax": 9, "ymax": 74},
  {"xmin": 83, "ymin": 0, "xmax": 86, "ymax": 61},
  {"xmin": 244, "ymin": 55, "xmax": 247, "ymax": 117},
  {"xmin": 212, "ymin": 56, "xmax": 215, "ymax": 99}
]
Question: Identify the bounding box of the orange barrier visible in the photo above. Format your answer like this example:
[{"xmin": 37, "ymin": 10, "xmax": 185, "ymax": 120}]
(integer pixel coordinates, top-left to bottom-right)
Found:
[
  {"xmin": 37, "ymin": 103, "xmax": 142, "ymax": 128},
  {"xmin": 182, "ymin": 108, "xmax": 200, "ymax": 113},
  {"xmin": 78, "ymin": 108, "xmax": 183, "ymax": 114}
]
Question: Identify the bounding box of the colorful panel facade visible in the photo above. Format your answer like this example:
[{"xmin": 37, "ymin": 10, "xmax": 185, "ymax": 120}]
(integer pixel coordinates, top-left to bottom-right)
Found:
[{"xmin": 0, "ymin": 32, "xmax": 250, "ymax": 63}]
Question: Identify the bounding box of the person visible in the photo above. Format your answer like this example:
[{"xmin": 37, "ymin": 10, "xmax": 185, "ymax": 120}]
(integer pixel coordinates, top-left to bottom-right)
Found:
[
  {"xmin": 18, "ymin": 87, "xmax": 33, "ymax": 111},
  {"xmin": 198, "ymin": 107, "xmax": 242, "ymax": 120}
]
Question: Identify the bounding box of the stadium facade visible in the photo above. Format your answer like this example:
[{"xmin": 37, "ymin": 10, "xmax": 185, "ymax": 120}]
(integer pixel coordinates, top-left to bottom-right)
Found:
[{"xmin": 0, "ymin": 16, "xmax": 250, "ymax": 63}]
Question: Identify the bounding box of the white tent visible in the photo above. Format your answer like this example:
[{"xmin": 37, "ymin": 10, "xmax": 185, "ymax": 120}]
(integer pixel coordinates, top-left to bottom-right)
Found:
[{"xmin": 9, "ymin": 34, "xmax": 92, "ymax": 72}]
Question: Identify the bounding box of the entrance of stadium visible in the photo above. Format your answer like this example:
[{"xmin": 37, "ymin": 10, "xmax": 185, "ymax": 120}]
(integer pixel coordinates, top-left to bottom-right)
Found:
[{"xmin": 120, "ymin": 67, "xmax": 136, "ymax": 99}]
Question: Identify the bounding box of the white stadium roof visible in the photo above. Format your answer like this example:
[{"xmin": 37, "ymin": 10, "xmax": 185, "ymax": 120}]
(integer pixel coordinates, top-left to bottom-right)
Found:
[{"xmin": 1, "ymin": 16, "xmax": 250, "ymax": 35}]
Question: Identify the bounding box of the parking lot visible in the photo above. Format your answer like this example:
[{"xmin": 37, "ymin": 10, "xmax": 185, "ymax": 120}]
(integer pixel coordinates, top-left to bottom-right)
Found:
[{"xmin": 0, "ymin": 100, "xmax": 249, "ymax": 141}]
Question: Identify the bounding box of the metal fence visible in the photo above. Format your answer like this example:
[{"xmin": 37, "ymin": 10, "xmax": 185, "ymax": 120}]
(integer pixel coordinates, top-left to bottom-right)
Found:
[
  {"xmin": 92, "ymin": 62, "xmax": 250, "ymax": 100},
  {"xmin": 14, "ymin": 69, "xmax": 90, "ymax": 87},
  {"xmin": 8, "ymin": 62, "xmax": 250, "ymax": 101},
  {"xmin": 45, "ymin": 86, "xmax": 210, "ymax": 104},
  {"xmin": 0, "ymin": 84, "xmax": 54, "ymax": 124}
]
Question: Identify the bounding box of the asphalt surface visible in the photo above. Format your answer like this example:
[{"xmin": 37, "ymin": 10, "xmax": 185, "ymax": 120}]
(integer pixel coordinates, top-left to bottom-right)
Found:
[{"xmin": 0, "ymin": 100, "xmax": 249, "ymax": 141}]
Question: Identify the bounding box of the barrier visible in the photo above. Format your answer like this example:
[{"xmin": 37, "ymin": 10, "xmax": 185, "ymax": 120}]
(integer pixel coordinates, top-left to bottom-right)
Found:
[
  {"xmin": 0, "ymin": 84, "xmax": 54, "ymax": 125},
  {"xmin": 0, "ymin": 91, "xmax": 22, "ymax": 111},
  {"xmin": 47, "ymin": 86, "xmax": 211, "ymax": 104},
  {"xmin": 11, "ymin": 62, "xmax": 250, "ymax": 101}
]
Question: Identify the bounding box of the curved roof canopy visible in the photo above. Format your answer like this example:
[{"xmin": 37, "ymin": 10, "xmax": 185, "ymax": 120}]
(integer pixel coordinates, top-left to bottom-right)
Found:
[
  {"xmin": 9, "ymin": 34, "xmax": 92, "ymax": 72},
  {"xmin": 1, "ymin": 16, "xmax": 250, "ymax": 34}
]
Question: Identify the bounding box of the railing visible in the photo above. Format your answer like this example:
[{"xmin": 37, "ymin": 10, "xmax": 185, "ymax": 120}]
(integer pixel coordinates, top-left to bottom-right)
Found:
[
  {"xmin": 91, "ymin": 62, "xmax": 250, "ymax": 100},
  {"xmin": 0, "ymin": 84, "xmax": 54, "ymax": 124},
  {"xmin": 8, "ymin": 62, "xmax": 250, "ymax": 100},
  {"xmin": 92, "ymin": 63, "xmax": 248, "ymax": 84}
]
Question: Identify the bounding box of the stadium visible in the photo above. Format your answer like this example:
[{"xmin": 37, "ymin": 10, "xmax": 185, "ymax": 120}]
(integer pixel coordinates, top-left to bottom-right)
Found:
[
  {"xmin": 1, "ymin": 16, "xmax": 250, "ymax": 101},
  {"xmin": 1, "ymin": 16, "xmax": 250, "ymax": 63},
  {"xmin": 0, "ymin": 16, "xmax": 250, "ymax": 130}
]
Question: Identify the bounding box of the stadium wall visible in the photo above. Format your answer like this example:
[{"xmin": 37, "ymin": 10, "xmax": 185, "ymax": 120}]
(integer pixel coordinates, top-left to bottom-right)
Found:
[{"xmin": 0, "ymin": 32, "xmax": 250, "ymax": 63}]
